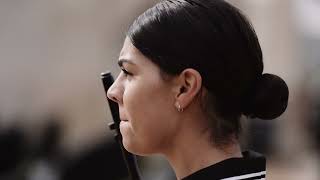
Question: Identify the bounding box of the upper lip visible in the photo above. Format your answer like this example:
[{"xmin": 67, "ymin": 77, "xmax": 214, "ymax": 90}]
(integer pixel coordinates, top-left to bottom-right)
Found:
[{"xmin": 119, "ymin": 110, "xmax": 128, "ymax": 121}]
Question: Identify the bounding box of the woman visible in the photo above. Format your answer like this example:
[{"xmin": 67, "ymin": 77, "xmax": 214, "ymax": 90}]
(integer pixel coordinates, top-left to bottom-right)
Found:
[{"xmin": 107, "ymin": 0, "xmax": 289, "ymax": 179}]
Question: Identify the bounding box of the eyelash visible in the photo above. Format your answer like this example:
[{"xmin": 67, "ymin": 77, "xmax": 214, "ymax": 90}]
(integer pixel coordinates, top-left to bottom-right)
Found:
[{"xmin": 121, "ymin": 68, "xmax": 132, "ymax": 76}]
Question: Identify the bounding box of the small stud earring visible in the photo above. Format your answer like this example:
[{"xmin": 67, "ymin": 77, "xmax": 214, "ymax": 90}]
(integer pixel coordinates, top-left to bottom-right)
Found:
[{"xmin": 176, "ymin": 103, "xmax": 184, "ymax": 112}]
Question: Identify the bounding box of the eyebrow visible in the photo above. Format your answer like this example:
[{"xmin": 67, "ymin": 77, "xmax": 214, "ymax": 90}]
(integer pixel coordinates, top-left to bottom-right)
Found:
[{"xmin": 118, "ymin": 58, "xmax": 135, "ymax": 67}]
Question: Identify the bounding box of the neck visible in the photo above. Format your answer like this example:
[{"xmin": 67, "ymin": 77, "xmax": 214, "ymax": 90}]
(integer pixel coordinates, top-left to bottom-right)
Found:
[{"xmin": 162, "ymin": 122, "xmax": 242, "ymax": 180}]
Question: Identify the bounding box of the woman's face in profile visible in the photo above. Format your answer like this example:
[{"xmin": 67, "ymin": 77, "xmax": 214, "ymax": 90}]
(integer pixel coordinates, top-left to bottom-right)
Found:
[{"xmin": 107, "ymin": 38, "xmax": 180, "ymax": 155}]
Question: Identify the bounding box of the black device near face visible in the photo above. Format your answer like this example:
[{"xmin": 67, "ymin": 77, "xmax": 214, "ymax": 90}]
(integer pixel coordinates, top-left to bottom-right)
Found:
[{"xmin": 100, "ymin": 71, "xmax": 142, "ymax": 180}]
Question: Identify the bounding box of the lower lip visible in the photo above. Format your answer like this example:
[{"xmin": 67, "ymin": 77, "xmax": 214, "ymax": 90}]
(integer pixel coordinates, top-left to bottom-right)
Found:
[{"xmin": 120, "ymin": 121, "xmax": 129, "ymax": 130}]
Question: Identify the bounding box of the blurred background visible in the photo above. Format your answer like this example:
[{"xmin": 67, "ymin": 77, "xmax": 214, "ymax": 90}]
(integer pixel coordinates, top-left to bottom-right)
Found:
[{"xmin": 0, "ymin": 0, "xmax": 319, "ymax": 179}]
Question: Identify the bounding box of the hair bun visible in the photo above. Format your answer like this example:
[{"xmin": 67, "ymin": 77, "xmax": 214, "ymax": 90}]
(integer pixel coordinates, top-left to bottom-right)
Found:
[{"xmin": 243, "ymin": 73, "xmax": 289, "ymax": 120}]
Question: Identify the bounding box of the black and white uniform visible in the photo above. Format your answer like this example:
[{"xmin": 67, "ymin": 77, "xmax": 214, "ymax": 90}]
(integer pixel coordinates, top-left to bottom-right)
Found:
[{"xmin": 182, "ymin": 151, "xmax": 266, "ymax": 180}]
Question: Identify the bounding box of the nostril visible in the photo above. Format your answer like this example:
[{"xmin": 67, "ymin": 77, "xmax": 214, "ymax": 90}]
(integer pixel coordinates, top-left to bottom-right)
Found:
[
  {"xmin": 107, "ymin": 91, "xmax": 115, "ymax": 101},
  {"xmin": 107, "ymin": 88, "xmax": 119, "ymax": 103},
  {"xmin": 109, "ymin": 95, "xmax": 117, "ymax": 102},
  {"xmin": 106, "ymin": 79, "xmax": 123, "ymax": 104}
]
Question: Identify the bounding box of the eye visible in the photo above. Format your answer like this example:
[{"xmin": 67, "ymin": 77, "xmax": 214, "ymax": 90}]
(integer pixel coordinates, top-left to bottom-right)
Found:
[{"xmin": 121, "ymin": 68, "xmax": 132, "ymax": 77}]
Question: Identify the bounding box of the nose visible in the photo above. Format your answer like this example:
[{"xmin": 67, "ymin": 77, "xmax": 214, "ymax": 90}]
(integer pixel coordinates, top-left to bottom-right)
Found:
[{"xmin": 107, "ymin": 77, "xmax": 123, "ymax": 104}]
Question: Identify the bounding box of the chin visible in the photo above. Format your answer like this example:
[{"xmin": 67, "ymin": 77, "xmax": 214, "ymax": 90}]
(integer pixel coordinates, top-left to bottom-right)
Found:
[{"xmin": 123, "ymin": 140, "xmax": 157, "ymax": 156}]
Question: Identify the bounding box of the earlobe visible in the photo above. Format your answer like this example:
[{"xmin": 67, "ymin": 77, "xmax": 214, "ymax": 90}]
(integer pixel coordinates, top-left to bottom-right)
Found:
[
  {"xmin": 174, "ymin": 68, "xmax": 202, "ymax": 110},
  {"xmin": 175, "ymin": 101, "xmax": 184, "ymax": 112}
]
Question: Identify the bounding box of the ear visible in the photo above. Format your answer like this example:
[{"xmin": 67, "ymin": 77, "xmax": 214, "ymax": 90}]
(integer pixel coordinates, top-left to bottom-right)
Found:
[{"xmin": 174, "ymin": 68, "xmax": 202, "ymax": 110}]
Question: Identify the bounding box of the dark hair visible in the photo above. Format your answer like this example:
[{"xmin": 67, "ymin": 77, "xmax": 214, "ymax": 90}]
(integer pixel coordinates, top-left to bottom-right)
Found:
[{"xmin": 127, "ymin": 0, "xmax": 289, "ymax": 146}]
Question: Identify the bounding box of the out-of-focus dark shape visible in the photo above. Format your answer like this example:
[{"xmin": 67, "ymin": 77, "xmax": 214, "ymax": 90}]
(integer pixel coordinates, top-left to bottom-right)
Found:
[
  {"xmin": 0, "ymin": 116, "xmax": 29, "ymax": 180},
  {"xmin": 0, "ymin": 126, "xmax": 26, "ymax": 175},
  {"xmin": 60, "ymin": 140, "xmax": 129, "ymax": 180},
  {"xmin": 245, "ymin": 118, "xmax": 276, "ymax": 156},
  {"xmin": 101, "ymin": 71, "xmax": 141, "ymax": 180}
]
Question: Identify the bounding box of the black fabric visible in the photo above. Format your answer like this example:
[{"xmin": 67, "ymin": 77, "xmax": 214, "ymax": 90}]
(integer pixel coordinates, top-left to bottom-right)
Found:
[{"xmin": 182, "ymin": 150, "xmax": 266, "ymax": 180}]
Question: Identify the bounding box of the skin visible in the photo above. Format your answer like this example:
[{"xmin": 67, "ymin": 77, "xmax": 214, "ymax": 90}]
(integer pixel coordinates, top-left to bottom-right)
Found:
[{"xmin": 107, "ymin": 37, "xmax": 242, "ymax": 180}]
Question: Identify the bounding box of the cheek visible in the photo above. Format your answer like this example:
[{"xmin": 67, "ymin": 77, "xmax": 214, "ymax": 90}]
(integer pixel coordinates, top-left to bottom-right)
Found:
[
  {"xmin": 124, "ymin": 80, "xmax": 170, "ymax": 124},
  {"xmin": 122, "ymin": 81, "xmax": 177, "ymax": 154}
]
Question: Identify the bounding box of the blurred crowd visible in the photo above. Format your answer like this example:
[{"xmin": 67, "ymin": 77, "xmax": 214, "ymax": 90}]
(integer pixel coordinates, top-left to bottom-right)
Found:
[{"xmin": 0, "ymin": 0, "xmax": 319, "ymax": 179}]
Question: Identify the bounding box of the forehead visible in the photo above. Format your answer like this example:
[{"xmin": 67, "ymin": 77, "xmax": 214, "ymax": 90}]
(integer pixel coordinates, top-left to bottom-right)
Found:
[
  {"xmin": 119, "ymin": 38, "xmax": 142, "ymax": 62},
  {"xmin": 119, "ymin": 37, "xmax": 176, "ymax": 83},
  {"xmin": 119, "ymin": 38, "xmax": 153, "ymax": 68},
  {"xmin": 119, "ymin": 38, "xmax": 134, "ymax": 57}
]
